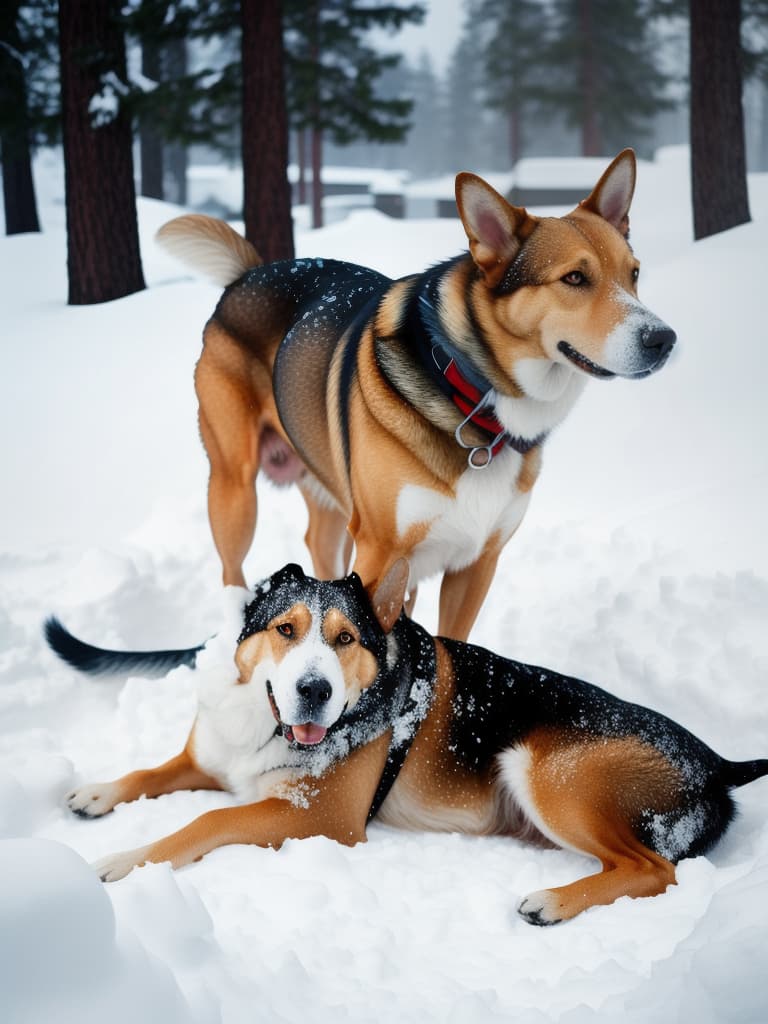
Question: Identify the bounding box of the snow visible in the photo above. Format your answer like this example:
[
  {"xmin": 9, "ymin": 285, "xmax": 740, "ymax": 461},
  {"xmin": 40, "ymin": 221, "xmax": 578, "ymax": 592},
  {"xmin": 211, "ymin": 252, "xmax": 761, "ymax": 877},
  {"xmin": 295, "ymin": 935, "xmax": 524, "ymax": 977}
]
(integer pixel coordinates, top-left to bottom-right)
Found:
[{"xmin": 1, "ymin": 148, "xmax": 767, "ymax": 1022}]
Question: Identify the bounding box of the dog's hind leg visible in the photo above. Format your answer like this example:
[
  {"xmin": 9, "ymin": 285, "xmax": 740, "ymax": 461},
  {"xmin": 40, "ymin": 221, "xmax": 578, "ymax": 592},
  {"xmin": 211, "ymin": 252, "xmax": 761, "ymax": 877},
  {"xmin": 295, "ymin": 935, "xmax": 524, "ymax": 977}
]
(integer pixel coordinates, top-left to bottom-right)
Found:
[
  {"xmin": 195, "ymin": 322, "xmax": 271, "ymax": 588},
  {"xmin": 500, "ymin": 734, "xmax": 678, "ymax": 924},
  {"xmin": 66, "ymin": 746, "xmax": 223, "ymax": 819}
]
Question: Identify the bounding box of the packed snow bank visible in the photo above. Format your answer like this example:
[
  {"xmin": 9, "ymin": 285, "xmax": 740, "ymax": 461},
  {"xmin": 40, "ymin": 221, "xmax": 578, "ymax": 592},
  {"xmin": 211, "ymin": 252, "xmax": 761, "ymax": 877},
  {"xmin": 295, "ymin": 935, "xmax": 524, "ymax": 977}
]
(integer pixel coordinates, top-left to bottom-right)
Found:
[
  {"xmin": 1, "ymin": 150, "xmax": 766, "ymax": 1022},
  {"xmin": 0, "ymin": 839, "xmax": 215, "ymax": 1024}
]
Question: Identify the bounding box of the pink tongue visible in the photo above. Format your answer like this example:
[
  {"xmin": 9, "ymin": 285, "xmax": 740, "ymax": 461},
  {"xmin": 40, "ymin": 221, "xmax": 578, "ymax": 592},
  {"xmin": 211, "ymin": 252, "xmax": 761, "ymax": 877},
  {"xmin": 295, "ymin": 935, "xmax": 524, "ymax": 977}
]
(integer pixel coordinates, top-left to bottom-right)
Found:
[{"xmin": 292, "ymin": 723, "xmax": 328, "ymax": 745}]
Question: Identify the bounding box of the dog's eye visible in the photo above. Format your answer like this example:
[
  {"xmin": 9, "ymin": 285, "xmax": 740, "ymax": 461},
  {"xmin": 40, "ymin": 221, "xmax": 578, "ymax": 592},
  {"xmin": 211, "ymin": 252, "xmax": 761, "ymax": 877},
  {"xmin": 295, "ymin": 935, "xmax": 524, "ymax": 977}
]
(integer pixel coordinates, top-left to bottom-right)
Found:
[
  {"xmin": 631, "ymin": 267, "xmax": 640, "ymax": 283},
  {"xmin": 276, "ymin": 622, "xmax": 294, "ymax": 638},
  {"xmin": 336, "ymin": 630, "xmax": 354, "ymax": 646},
  {"xmin": 562, "ymin": 270, "xmax": 587, "ymax": 287}
]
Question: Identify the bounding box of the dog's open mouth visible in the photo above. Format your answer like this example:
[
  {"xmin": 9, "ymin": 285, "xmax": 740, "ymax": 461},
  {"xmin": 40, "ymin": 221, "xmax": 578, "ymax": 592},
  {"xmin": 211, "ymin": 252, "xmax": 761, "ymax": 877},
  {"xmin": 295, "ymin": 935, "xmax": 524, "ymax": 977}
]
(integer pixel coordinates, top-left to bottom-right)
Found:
[
  {"xmin": 266, "ymin": 681, "xmax": 328, "ymax": 746},
  {"xmin": 557, "ymin": 341, "xmax": 616, "ymax": 379},
  {"xmin": 558, "ymin": 341, "xmax": 673, "ymax": 380},
  {"xmin": 290, "ymin": 723, "xmax": 328, "ymax": 745}
]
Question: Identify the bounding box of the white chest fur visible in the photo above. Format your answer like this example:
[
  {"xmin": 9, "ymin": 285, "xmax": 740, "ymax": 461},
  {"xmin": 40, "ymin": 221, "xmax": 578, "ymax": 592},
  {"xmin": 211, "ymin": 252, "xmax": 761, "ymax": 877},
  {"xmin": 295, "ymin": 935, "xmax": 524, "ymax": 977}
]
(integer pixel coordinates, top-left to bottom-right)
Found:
[
  {"xmin": 396, "ymin": 446, "xmax": 531, "ymax": 584},
  {"xmin": 395, "ymin": 365, "xmax": 585, "ymax": 585},
  {"xmin": 192, "ymin": 665, "xmax": 300, "ymax": 803}
]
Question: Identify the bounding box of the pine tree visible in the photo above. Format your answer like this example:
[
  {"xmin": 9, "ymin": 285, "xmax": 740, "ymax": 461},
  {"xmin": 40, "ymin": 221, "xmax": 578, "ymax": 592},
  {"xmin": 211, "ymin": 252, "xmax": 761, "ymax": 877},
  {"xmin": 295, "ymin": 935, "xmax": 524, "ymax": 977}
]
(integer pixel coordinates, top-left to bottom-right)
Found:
[
  {"xmin": 477, "ymin": 0, "xmax": 551, "ymax": 164},
  {"xmin": 538, "ymin": 0, "xmax": 673, "ymax": 156},
  {"xmin": 284, "ymin": 0, "xmax": 425, "ymax": 227},
  {"xmin": 58, "ymin": 0, "xmax": 145, "ymax": 304},
  {"xmin": 122, "ymin": 0, "xmax": 242, "ymax": 177},
  {"xmin": 139, "ymin": 32, "xmax": 163, "ymax": 199},
  {"xmin": 0, "ymin": 2, "xmax": 40, "ymax": 234},
  {"xmin": 402, "ymin": 53, "xmax": 446, "ymax": 177},
  {"xmin": 0, "ymin": 0, "xmax": 58, "ymax": 234}
]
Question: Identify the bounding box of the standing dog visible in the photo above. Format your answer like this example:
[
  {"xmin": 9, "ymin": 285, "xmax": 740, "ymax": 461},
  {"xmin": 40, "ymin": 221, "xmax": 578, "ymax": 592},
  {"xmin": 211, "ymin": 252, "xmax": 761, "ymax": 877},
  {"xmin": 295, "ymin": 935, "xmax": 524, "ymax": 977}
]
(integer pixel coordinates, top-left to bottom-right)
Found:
[
  {"xmin": 158, "ymin": 149, "xmax": 676, "ymax": 640},
  {"xmin": 47, "ymin": 564, "xmax": 765, "ymax": 925}
]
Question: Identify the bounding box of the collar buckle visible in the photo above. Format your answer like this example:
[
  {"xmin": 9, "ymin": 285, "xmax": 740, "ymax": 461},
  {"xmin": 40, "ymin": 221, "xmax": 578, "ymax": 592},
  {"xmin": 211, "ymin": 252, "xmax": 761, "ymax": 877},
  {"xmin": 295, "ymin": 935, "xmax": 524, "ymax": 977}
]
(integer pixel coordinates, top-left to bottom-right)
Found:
[{"xmin": 454, "ymin": 388, "xmax": 509, "ymax": 469}]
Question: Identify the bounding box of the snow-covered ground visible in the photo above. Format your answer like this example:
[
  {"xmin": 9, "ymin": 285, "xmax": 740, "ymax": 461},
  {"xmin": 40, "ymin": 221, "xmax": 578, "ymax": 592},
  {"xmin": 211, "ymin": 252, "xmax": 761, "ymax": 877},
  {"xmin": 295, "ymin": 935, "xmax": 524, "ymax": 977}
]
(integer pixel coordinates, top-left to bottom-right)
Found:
[{"xmin": 1, "ymin": 147, "xmax": 767, "ymax": 1023}]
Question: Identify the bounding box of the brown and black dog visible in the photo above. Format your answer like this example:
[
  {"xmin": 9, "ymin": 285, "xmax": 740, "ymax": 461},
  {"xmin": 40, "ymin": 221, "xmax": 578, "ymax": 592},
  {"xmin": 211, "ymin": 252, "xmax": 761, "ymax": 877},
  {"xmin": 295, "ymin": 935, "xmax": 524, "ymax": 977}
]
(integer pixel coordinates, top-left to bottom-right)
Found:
[
  {"xmin": 48, "ymin": 563, "xmax": 765, "ymax": 925},
  {"xmin": 158, "ymin": 149, "xmax": 676, "ymax": 640}
]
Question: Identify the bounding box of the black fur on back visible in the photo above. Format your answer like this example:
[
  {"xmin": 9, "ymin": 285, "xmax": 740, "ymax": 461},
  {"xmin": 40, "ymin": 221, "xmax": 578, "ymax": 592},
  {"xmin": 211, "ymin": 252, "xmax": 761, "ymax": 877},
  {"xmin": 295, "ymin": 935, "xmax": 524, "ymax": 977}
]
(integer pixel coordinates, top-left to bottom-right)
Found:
[{"xmin": 438, "ymin": 637, "xmax": 768, "ymax": 863}]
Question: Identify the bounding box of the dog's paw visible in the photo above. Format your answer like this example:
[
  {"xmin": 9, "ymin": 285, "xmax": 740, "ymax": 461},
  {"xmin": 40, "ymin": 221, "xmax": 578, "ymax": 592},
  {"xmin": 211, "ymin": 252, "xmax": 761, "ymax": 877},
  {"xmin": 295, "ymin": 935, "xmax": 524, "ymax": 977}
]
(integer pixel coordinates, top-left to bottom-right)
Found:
[
  {"xmin": 517, "ymin": 889, "xmax": 563, "ymax": 926},
  {"xmin": 92, "ymin": 845, "xmax": 151, "ymax": 883},
  {"xmin": 66, "ymin": 782, "xmax": 121, "ymax": 818}
]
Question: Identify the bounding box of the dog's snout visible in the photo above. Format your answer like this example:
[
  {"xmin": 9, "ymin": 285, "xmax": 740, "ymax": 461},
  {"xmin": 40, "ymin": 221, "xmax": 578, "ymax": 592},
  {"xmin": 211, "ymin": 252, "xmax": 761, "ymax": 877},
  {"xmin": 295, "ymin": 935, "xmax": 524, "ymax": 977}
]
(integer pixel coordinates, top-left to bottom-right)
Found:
[
  {"xmin": 641, "ymin": 325, "xmax": 676, "ymax": 355},
  {"xmin": 296, "ymin": 674, "xmax": 332, "ymax": 706}
]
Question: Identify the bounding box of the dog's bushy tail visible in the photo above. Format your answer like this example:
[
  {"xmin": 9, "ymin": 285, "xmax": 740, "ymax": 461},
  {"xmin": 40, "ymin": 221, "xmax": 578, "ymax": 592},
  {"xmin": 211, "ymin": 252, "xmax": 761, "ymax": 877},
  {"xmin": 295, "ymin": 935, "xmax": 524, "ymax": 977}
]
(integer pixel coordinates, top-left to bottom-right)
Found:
[
  {"xmin": 156, "ymin": 214, "xmax": 262, "ymax": 288},
  {"xmin": 44, "ymin": 617, "xmax": 203, "ymax": 679}
]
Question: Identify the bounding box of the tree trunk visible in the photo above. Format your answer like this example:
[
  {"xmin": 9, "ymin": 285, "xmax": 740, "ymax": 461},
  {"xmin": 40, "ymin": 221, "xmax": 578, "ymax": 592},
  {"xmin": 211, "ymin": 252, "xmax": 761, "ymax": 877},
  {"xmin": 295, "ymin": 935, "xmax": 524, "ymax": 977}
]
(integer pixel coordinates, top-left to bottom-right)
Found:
[
  {"xmin": 139, "ymin": 37, "xmax": 163, "ymax": 200},
  {"xmin": 1, "ymin": 141, "xmax": 40, "ymax": 236},
  {"xmin": 308, "ymin": 0, "xmax": 323, "ymax": 229},
  {"xmin": 59, "ymin": 0, "xmax": 145, "ymax": 304},
  {"xmin": 0, "ymin": 1, "xmax": 40, "ymax": 234},
  {"xmin": 166, "ymin": 143, "xmax": 188, "ymax": 205},
  {"xmin": 297, "ymin": 128, "xmax": 307, "ymax": 206},
  {"xmin": 241, "ymin": 0, "xmax": 294, "ymax": 261},
  {"xmin": 311, "ymin": 126, "xmax": 323, "ymax": 229},
  {"xmin": 579, "ymin": 0, "xmax": 601, "ymax": 156},
  {"xmin": 690, "ymin": 0, "xmax": 751, "ymax": 240},
  {"xmin": 165, "ymin": 38, "xmax": 188, "ymax": 205},
  {"xmin": 508, "ymin": 107, "xmax": 522, "ymax": 167},
  {"xmin": 760, "ymin": 81, "xmax": 768, "ymax": 174}
]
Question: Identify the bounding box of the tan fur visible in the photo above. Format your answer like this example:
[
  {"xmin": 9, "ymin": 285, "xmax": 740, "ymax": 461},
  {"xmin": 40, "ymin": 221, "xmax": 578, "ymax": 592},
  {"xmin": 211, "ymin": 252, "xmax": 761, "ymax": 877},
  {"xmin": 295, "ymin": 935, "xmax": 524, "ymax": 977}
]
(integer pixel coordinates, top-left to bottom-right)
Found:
[
  {"xmin": 194, "ymin": 320, "xmax": 283, "ymax": 588},
  {"xmin": 97, "ymin": 732, "xmax": 393, "ymax": 882},
  {"xmin": 157, "ymin": 214, "xmax": 262, "ymax": 287},
  {"xmin": 112, "ymin": 746, "xmax": 223, "ymax": 805},
  {"xmin": 322, "ymin": 607, "xmax": 378, "ymax": 696},
  {"xmin": 512, "ymin": 729, "xmax": 679, "ymax": 921}
]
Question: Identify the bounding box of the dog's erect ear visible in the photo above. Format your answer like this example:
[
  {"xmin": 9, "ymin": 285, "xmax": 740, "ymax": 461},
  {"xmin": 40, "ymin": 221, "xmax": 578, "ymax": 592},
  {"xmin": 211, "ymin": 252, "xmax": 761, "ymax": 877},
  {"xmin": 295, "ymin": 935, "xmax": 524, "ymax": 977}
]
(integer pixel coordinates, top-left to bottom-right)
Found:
[
  {"xmin": 455, "ymin": 173, "xmax": 539, "ymax": 288},
  {"xmin": 369, "ymin": 559, "xmax": 410, "ymax": 634},
  {"xmin": 272, "ymin": 563, "xmax": 306, "ymax": 586},
  {"xmin": 579, "ymin": 149, "xmax": 636, "ymax": 239}
]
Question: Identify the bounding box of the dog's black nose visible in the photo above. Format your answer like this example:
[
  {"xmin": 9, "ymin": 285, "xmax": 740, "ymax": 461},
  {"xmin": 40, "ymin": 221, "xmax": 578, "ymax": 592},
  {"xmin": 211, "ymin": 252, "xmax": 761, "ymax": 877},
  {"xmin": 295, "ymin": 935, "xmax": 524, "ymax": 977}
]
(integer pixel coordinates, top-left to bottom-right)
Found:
[
  {"xmin": 641, "ymin": 325, "xmax": 676, "ymax": 356},
  {"xmin": 296, "ymin": 674, "xmax": 332, "ymax": 706}
]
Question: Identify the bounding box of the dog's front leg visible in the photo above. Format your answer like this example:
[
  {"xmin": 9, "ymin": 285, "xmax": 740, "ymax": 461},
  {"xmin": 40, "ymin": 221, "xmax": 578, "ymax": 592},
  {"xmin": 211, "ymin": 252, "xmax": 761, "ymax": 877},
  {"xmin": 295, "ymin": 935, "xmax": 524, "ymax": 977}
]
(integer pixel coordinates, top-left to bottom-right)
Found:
[
  {"xmin": 67, "ymin": 746, "xmax": 222, "ymax": 819},
  {"xmin": 93, "ymin": 796, "xmax": 367, "ymax": 882},
  {"xmin": 301, "ymin": 486, "xmax": 353, "ymax": 579},
  {"xmin": 93, "ymin": 732, "xmax": 392, "ymax": 881},
  {"xmin": 438, "ymin": 543, "xmax": 501, "ymax": 641}
]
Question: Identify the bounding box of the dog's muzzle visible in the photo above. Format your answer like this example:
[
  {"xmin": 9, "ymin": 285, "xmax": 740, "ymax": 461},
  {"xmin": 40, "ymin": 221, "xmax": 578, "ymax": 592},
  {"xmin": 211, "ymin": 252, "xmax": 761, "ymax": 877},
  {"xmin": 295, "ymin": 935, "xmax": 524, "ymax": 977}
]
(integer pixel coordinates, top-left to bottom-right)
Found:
[
  {"xmin": 266, "ymin": 677, "xmax": 332, "ymax": 747},
  {"xmin": 558, "ymin": 321, "xmax": 677, "ymax": 380}
]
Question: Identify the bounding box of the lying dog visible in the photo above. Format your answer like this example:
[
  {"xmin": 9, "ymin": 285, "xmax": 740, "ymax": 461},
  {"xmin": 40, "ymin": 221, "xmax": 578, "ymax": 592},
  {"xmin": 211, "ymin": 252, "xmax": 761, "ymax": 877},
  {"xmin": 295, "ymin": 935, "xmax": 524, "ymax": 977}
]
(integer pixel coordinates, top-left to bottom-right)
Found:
[
  {"xmin": 46, "ymin": 564, "xmax": 765, "ymax": 925},
  {"xmin": 158, "ymin": 149, "xmax": 676, "ymax": 640}
]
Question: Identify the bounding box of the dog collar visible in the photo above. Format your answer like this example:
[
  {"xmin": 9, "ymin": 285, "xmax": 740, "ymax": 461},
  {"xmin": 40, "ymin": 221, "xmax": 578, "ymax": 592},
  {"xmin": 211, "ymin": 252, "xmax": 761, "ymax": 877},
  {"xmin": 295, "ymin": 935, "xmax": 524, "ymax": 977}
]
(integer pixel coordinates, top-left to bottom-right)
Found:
[{"xmin": 406, "ymin": 279, "xmax": 544, "ymax": 468}]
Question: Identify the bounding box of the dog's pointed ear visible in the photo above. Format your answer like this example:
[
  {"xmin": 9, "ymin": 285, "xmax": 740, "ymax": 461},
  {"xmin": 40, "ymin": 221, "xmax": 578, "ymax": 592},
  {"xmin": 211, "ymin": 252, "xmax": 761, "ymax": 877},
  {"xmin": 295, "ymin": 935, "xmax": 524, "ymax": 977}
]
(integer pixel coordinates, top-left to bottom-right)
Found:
[
  {"xmin": 579, "ymin": 149, "xmax": 636, "ymax": 239},
  {"xmin": 369, "ymin": 559, "xmax": 410, "ymax": 634},
  {"xmin": 273, "ymin": 563, "xmax": 305, "ymax": 585},
  {"xmin": 455, "ymin": 172, "xmax": 539, "ymax": 288}
]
